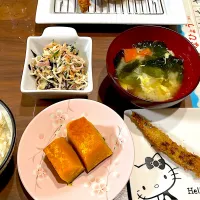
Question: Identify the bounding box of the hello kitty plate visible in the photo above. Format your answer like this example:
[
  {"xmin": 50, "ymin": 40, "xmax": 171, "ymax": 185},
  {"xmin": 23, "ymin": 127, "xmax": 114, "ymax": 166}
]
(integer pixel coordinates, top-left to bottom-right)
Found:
[
  {"xmin": 17, "ymin": 99, "xmax": 134, "ymax": 200},
  {"xmin": 124, "ymin": 108, "xmax": 200, "ymax": 200}
]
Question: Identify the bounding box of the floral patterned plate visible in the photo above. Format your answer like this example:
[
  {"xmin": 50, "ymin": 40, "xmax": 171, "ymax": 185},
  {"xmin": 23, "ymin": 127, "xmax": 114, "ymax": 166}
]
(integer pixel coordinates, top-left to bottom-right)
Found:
[{"xmin": 17, "ymin": 99, "xmax": 134, "ymax": 200}]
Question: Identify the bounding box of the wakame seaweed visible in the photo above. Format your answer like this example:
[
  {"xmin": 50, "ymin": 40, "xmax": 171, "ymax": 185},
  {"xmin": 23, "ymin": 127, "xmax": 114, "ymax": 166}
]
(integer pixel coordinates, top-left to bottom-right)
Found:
[
  {"xmin": 135, "ymin": 41, "xmax": 168, "ymax": 57},
  {"xmin": 120, "ymin": 60, "xmax": 139, "ymax": 73},
  {"xmin": 114, "ymin": 50, "xmax": 124, "ymax": 68},
  {"xmin": 143, "ymin": 56, "xmax": 183, "ymax": 71},
  {"xmin": 114, "ymin": 41, "xmax": 183, "ymax": 81},
  {"xmin": 113, "ymin": 40, "xmax": 184, "ymax": 102},
  {"xmin": 117, "ymin": 60, "xmax": 140, "ymax": 79},
  {"xmin": 31, "ymin": 50, "xmax": 37, "ymax": 57}
]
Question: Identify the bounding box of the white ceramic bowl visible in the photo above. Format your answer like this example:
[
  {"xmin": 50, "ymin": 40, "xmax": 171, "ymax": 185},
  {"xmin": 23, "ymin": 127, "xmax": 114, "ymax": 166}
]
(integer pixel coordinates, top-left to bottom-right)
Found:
[{"xmin": 21, "ymin": 27, "xmax": 93, "ymax": 99}]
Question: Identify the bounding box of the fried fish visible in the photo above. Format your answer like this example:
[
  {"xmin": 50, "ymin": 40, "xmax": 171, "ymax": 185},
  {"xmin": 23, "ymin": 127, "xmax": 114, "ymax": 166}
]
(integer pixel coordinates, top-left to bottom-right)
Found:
[
  {"xmin": 131, "ymin": 111, "xmax": 200, "ymax": 177},
  {"xmin": 78, "ymin": 0, "xmax": 90, "ymax": 13}
]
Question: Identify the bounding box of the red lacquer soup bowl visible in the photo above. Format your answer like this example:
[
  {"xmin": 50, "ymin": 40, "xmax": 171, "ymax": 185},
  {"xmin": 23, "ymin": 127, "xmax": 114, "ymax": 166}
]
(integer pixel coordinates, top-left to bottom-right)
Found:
[{"xmin": 106, "ymin": 26, "xmax": 200, "ymax": 109}]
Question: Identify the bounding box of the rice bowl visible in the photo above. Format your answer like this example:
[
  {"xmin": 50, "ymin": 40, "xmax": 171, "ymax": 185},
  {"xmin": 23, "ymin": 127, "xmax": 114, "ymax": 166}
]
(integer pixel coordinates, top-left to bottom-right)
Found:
[{"xmin": 0, "ymin": 101, "xmax": 16, "ymax": 174}]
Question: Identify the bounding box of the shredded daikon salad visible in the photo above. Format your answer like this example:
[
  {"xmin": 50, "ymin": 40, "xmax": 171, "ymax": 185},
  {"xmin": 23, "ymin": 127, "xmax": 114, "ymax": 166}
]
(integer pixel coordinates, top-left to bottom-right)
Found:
[{"xmin": 29, "ymin": 41, "xmax": 88, "ymax": 90}]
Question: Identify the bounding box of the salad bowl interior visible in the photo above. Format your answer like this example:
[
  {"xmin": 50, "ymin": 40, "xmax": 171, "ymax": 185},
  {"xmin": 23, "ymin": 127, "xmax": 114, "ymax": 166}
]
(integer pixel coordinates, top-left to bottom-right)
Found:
[{"xmin": 21, "ymin": 27, "xmax": 93, "ymax": 99}]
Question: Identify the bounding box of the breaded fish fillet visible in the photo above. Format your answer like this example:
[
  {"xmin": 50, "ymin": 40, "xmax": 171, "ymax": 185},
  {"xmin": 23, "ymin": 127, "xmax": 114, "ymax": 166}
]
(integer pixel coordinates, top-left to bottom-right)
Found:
[
  {"xmin": 131, "ymin": 112, "xmax": 200, "ymax": 177},
  {"xmin": 78, "ymin": 0, "xmax": 90, "ymax": 13}
]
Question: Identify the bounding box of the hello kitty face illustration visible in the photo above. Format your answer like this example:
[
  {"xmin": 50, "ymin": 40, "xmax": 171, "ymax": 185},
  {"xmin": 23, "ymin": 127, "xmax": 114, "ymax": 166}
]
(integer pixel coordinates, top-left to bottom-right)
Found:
[{"xmin": 134, "ymin": 153, "xmax": 181, "ymax": 200}]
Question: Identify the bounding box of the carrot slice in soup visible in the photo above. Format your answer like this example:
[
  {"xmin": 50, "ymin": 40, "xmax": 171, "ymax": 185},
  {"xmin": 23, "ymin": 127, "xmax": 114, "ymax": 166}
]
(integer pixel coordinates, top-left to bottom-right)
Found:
[
  {"xmin": 138, "ymin": 48, "xmax": 152, "ymax": 56},
  {"xmin": 124, "ymin": 48, "xmax": 137, "ymax": 63}
]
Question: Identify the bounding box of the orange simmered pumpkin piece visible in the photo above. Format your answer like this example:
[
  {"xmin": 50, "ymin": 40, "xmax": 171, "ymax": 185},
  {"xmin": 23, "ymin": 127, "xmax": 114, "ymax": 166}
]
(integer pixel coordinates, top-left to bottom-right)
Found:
[
  {"xmin": 43, "ymin": 137, "xmax": 84, "ymax": 184},
  {"xmin": 67, "ymin": 117, "xmax": 113, "ymax": 173}
]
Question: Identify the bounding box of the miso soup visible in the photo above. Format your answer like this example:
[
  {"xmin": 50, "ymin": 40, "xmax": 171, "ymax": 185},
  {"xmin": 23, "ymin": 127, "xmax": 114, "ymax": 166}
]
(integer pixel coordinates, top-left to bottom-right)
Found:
[{"xmin": 114, "ymin": 41, "xmax": 184, "ymax": 102}]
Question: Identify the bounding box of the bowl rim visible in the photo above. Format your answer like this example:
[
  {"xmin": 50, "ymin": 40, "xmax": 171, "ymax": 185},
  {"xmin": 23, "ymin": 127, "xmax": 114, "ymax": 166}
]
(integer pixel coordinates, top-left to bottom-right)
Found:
[
  {"xmin": 106, "ymin": 25, "xmax": 200, "ymax": 104},
  {"xmin": 0, "ymin": 100, "xmax": 16, "ymax": 171}
]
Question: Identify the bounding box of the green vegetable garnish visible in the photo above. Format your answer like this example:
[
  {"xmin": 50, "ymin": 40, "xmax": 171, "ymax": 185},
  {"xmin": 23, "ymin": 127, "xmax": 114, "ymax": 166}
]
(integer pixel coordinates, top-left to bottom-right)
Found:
[{"xmin": 53, "ymin": 50, "xmax": 60, "ymax": 57}]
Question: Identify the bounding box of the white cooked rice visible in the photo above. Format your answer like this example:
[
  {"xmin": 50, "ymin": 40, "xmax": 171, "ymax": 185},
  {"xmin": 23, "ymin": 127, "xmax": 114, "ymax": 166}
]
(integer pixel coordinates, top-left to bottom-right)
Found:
[{"xmin": 0, "ymin": 112, "xmax": 11, "ymax": 165}]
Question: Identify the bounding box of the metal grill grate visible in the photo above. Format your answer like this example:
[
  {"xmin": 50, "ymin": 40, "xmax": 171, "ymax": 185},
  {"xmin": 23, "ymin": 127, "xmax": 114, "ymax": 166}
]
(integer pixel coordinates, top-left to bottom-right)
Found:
[{"xmin": 54, "ymin": 0, "xmax": 165, "ymax": 14}]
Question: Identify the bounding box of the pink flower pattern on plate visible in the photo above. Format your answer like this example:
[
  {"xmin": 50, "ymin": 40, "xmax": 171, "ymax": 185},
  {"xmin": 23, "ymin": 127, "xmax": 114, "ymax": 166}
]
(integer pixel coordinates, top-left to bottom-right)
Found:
[
  {"xmin": 84, "ymin": 176, "xmax": 109, "ymax": 198},
  {"xmin": 113, "ymin": 127, "xmax": 126, "ymax": 149},
  {"xmin": 38, "ymin": 133, "xmax": 44, "ymax": 140},
  {"xmin": 82, "ymin": 126, "xmax": 123, "ymax": 198},
  {"xmin": 116, "ymin": 134, "xmax": 126, "ymax": 148},
  {"xmin": 33, "ymin": 164, "xmax": 47, "ymax": 181},
  {"xmin": 55, "ymin": 126, "xmax": 67, "ymax": 137},
  {"xmin": 50, "ymin": 109, "xmax": 68, "ymax": 128}
]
